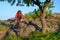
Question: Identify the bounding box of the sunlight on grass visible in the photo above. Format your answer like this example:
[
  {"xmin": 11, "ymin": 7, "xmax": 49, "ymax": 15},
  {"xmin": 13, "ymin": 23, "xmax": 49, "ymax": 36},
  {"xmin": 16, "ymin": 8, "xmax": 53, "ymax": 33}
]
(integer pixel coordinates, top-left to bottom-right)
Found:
[{"xmin": 0, "ymin": 25, "xmax": 8, "ymax": 32}]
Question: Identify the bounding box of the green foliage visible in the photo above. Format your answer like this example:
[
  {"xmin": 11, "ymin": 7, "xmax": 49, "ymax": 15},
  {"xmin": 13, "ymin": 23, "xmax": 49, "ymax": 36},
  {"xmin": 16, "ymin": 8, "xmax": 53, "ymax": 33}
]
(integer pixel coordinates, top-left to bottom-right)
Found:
[
  {"xmin": 1, "ymin": 0, "xmax": 54, "ymax": 9},
  {"xmin": 4, "ymin": 35, "xmax": 17, "ymax": 40},
  {"xmin": 43, "ymin": 32, "xmax": 60, "ymax": 40},
  {"xmin": 4, "ymin": 34, "xmax": 23, "ymax": 40},
  {"xmin": 1, "ymin": 21, "xmax": 6, "ymax": 25},
  {"xmin": 47, "ymin": 0, "xmax": 54, "ymax": 9},
  {"xmin": 46, "ymin": 10, "xmax": 52, "ymax": 16},
  {"xmin": 31, "ymin": 30, "xmax": 46, "ymax": 37},
  {"xmin": 25, "ymin": 13, "xmax": 33, "ymax": 20},
  {"xmin": 1, "ymin": 21, "xmax": 10, "ymax": 26},
  {"xmin": 23, "ymin": 0, "xmax": 33, "ymax": 6},
  {"xmin": 29, "ymin": 30, "xmax": 46, "ymax": 40},
  {"xmin": 3, "ymin": 30, "xmax": 60, "ymax": 40},
  {"xmin": 25, "ymin": 9, "xmax": 52, "ymax": 20},
  {"xmin": 25, "ymin": 9, "xmax": 40, "ymax": 20},
  {"xmin": 29, "ymin": 31, "xmax": 60, "ymax": 40}
]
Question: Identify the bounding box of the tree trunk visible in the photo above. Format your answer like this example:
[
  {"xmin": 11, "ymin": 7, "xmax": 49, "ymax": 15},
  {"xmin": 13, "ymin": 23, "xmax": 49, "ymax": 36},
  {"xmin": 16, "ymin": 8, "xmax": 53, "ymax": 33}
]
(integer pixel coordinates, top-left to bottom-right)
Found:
[{"xmin": 39, "ymin": 7, "xmax": 48, "ymax": 33}]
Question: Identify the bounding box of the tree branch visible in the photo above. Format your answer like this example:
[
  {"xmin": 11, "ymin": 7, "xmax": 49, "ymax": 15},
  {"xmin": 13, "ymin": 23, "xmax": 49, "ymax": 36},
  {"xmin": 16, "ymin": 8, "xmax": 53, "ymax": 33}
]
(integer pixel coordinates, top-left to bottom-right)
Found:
[
  {"xmin": 11, "ymin": 0, "xmax": 15, "ymax": 6},
  {"xmin": 44, "ymin": 0, "xmax": 51, "ymax": 7},
  {"xmin": 32, "ymin": 0, "xmax": 43, "ymax": 13},
  {"xmin": 32, "ymin": 0, "xmax": 38, "ymax": 6}
]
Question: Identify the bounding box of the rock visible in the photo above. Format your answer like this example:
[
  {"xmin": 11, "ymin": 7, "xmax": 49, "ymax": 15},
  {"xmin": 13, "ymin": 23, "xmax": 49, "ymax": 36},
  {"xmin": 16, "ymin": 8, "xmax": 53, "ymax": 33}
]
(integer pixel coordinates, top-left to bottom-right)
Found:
[
  {"xmin": 4, "ymin": 16, "xmax": 60, "ymax": 36},
  {"xmin": 22, "ymin": 25, "xmax": 35, "ymax": 36},
  {"xmin": 18, "ymin": 22, "xmax": 36, "ymax": 36},
  {"xmin": 53, "ymin": 13, "xmax": 60, "ymax": 17}
]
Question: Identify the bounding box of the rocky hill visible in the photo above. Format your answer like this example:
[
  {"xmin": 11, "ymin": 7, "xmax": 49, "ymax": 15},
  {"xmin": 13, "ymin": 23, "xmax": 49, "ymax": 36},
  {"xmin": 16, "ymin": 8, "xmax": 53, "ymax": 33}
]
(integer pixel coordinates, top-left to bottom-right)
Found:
[{"xmin": 0, "ymin": 13, "xmax": 60, "ymax": 39}]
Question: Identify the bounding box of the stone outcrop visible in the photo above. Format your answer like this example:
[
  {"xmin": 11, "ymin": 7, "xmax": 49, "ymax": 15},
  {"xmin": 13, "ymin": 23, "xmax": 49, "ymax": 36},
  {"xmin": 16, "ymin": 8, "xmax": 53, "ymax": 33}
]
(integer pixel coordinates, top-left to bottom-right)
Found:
[{"xmin": 0, "ymin": 15, "xmax": 60, "ymax": 38}]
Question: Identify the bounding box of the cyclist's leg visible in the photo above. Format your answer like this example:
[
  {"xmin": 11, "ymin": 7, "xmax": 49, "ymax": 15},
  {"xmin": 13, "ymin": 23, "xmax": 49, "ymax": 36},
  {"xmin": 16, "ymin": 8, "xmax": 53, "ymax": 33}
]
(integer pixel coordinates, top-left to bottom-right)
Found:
[{"xmin": 14, "ymin": 19, "xmax": 20, "ymax": 36}]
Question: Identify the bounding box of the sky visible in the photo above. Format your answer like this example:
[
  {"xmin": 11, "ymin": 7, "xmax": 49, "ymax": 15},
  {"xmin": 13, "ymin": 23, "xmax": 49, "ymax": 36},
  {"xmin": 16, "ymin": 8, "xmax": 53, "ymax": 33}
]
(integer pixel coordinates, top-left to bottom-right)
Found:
[{"xmin": 0, "ymin": 0, "xmax": 60, "ymax": 20}]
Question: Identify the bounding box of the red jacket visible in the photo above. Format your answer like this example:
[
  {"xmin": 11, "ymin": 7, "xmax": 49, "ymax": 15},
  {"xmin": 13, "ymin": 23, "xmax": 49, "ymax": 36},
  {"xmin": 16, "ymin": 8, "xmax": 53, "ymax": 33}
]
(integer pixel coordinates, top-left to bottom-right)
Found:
[{"xmin": 16, "ymin": 12, "xmax": 24, "ymax": 20}]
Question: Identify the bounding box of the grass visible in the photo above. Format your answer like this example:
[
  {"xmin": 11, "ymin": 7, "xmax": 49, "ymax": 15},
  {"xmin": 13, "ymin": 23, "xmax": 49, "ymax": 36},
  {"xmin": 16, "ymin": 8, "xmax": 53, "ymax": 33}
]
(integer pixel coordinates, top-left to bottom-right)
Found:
[
  {"xmin": 0, "ymin": 25, "xmax": 8, "ymax": 32},
  {"xmin": 3, "ymin": 30, "xmax": 60, "ymax": 40}
]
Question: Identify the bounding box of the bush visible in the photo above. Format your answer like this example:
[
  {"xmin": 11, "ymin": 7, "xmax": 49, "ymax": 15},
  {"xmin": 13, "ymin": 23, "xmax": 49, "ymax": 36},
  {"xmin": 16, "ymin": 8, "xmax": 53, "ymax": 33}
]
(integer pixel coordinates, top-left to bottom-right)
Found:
[
  {"xmin": 4, "ymin": 34, "xmax": 23, "ymax": 40},
  {"xmin": 31, "ymin": 30, "xmax": 46, "ymax": 37},
  {"xmin": 29, "ymin": 31, "xmax": 60, "ymax": 40},
  {"xmin": 1, "ymin": 21, "xmax": 10, "ymax": 26},
  {"xmin": 1, "ymin": 21, "xmax": 6, "ymax": 25},
  {"xmin": 3, "ymin": 31, "xmax": 60, "ymax": 40},
  {"xmin": 29, "ymin": 30, "xmax": 46, "ymax": 40}
]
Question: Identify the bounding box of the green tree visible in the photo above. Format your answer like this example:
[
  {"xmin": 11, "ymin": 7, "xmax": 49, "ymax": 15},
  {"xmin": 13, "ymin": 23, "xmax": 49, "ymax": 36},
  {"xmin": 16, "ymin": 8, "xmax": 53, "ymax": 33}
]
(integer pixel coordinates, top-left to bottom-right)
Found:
[{"xmin": 0, "ymin": 0, "xmax": 54, "ymax": 33}]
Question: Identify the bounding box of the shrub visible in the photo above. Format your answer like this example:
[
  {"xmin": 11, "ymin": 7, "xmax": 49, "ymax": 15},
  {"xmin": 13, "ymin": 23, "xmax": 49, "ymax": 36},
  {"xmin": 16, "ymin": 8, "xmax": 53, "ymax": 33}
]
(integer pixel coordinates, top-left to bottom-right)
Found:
[
  {"xmin": 4, "ymin": 34, "xmax": 23, "ymax": 40},
  {"xmin": 28, "ymin": 31, "xmax": 59, "ymax": 40},
  {"xmin": 3, "ymin": 31, "xmax": 60, "ymax": 40}
]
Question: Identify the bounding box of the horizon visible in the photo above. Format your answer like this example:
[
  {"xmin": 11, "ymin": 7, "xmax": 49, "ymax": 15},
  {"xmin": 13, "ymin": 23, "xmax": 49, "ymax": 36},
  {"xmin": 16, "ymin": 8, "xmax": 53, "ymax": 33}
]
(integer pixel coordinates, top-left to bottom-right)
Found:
[{"xmin": 0, "ymin": 0, "xmax": 60, "ymax": 20}]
